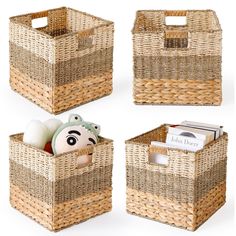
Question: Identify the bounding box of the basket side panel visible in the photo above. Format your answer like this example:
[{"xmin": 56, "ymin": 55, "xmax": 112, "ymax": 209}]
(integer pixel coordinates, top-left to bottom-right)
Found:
[
  {"xmin": 54, "ymin": 47, "xmax": 113, "ymax": 86},
  {"xmin": 133, "ymin": 78, "xmax": 222, "ymax": 105},
  {"xmin": 53, "ymin": 188, "xmax": 112, "ymax": 231},
  {"xmin": 193, "ymin": 181, "xmax": 226, "ymax": 230},
  {"xmin": 10, "ymin": 184, "xmax": 54, "ymax": 231},
  {"xmin": 126, "ymin": 142, "xmax": 196, "ymax": 179},
  {"xmin": 9, "ymin": 136, "xmax": 54, "ymax": 230},
  {"xmin": 10, "ymin": 42, "xmax": 55, "ymax": 87},
  {"xmin": 52, "ymin": 141, "xmax": 113, "ymax": 229},
  {"xmin": 126, "ymin": 182, "xmax": 225, "ymax": 231},
  {"xmin": 193, "ymin": 134, "xmax": 228, "ymax": 228},
  {"xmin": 126, "ymin": 188, "xmax": 194, "ymax": 230},
  {"xmin": 67, "ymin": 8, "xmax": 106, "ymax": 32},
  {"xmin": 54, "ymin": 24, "xmax": 114, "ymax": 63},
  {"xmin": 9, "ymin": 21, "xmax": 55, "ymax": 64},
  {"xmin": 133, "ymin": 32, "xmax": 221, "ymax": 57},
  {"xmin": 134, "ymin": 55, "xmax": 221, "ymax": 80}
]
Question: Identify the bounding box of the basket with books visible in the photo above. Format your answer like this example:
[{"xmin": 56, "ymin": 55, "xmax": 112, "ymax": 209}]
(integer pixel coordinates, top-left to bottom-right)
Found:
[{"xmin": 126, "ymin": 121, "xmax": 228, "ymax": 231}]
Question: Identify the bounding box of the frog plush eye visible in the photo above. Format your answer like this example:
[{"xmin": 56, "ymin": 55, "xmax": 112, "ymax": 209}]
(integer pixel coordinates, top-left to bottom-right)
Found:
[
  {"xmin": 68, "ymin": 114, "xmax": 83, "ymax": 123},
  {"xmin": 89, "ymin": 123, "xmax": 101, "ymax": 135}
]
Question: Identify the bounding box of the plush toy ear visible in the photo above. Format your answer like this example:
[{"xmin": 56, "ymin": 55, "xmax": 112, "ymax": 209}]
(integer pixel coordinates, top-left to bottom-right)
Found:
[
  {"xmin": 68, "ymin": 114, "xmax": 83, "ymax": 123},
  {"xmin": 89, "ymin": 123, "xmax": 101, "ymax": 135}
]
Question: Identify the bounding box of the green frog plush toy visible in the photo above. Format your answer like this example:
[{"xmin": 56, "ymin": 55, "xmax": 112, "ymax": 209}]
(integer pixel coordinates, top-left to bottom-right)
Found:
[{"xmin": 52, "ymin": 114, "xmax": 100, "ymax": 161}]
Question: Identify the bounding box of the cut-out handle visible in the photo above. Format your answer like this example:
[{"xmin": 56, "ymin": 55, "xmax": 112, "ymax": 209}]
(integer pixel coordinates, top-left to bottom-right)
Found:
[
  {"xmin": 74, "ymin": 145, "xmax": 94, "ymax": 169},
  {"xmin": 32, "ymin": 11, "xmax": 49, "ymax": 29},
  {"xmin": 149, "ymin": 145, "xmax": 169, "ymax": 167},
  {"xmin": 164, "ymin": 31, "xmax": 189, "ymax": 49},
  {"xmin": 165, "ymin": 10, "xmax": 187, "ymax": 26},
  {"xmin": 77, "ymin": 29, "xmax": 95, "ymax": 51}
]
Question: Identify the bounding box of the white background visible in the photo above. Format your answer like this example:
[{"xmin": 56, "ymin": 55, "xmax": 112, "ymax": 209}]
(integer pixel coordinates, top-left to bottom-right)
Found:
[{"xmin": 0, "ymin": 0, "xmax": 235, "ymax": 235}]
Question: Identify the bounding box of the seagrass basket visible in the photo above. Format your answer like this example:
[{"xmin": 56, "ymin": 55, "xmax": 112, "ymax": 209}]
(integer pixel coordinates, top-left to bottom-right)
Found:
[
  {"xmin": 126, "ymin": 124, "xmax": 228, "ymax": 231},
  {"xmin": 9, "ymin": 7, "xmax": 114, "ymax": 114},
  {"xmin": 132, "ymin": 10, "xmax": 222, "ymax": 105},
  {"xmin": 9, "ymin": 133, "xmax": 113, "ymax": 231}
]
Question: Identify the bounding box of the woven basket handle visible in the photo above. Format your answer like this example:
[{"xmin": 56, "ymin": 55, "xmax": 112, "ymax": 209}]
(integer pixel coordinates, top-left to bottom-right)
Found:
[
  {"xmin": 149, "ymin": 145, "xmax": 169, "ymax": 167},
  {"xmin": 31, "ymin": 10, "xmax": 49, "ymax": 29},
  {"xmin": 163, "ymin": 11, "xmax": 189, "ymax": 49},
  {"xmin": 74, "ymin": 145, "xmax": 95, "ymax": 169},
  {"xmin": 76, "ymin": 29, "xmax": 95, "ymax": 51},
  {"xmin": 31, "ymin": 10, "xmax": 49, "ymax": 19},
  {"xmin": 164, "ymin": 10, "xmax": 187, "ymax": 17}
]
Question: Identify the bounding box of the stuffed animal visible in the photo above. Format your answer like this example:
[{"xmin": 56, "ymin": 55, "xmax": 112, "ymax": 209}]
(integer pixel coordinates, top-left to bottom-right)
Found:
[
  {"xmin": 52, "ymin": 114, "xmax": 100, "ymax": 165},
  {"xmin": 23, "ymin": 120, "xmax": 50, "ymax": 149},
  {"xmin": 23, "ymin": 119, "xmax": 63, "ymax": 151},
  {"xmin": 44, "ymin": 119, "xmax": 63, "ymax": 141}
]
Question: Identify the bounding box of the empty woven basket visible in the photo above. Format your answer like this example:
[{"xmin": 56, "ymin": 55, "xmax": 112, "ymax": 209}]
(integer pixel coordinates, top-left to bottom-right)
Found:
[
  {"xmin": 132, "ymin": 10, "xmax": 222, "ymax": 105},
  {"xmin": 9, "ymin": 7, "xmax": 114, "ymax": 114}
]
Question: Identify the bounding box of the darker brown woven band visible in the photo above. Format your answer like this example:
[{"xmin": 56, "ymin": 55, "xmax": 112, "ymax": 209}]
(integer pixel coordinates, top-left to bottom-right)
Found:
[
  {"xmin": 10, "ymin": 66, "xmax": 112, "ymax": 114},
  {"xmin": 10, "ymin": 42, "xmax": 113, "ymax": 87},
  {"xmin": 127, "ymin": 181, "xmax": 226, "ymax": 231},
  {"xmin": 126, "ymin": 160, "xmax": 226, "ymax": 203},
  {"xmin": 134, "ymin": 55, "xmax": 221, "ymax": 80},
  {"xmin": 10, "ymin": 183, "xmax": 112, "ymax": 231},
  {"xmin": 10, "ymin": 160, "xmax": 113, "ymax": 205},
  {"xmin": 133, "ymin": 78, "xmax": 222, "ymax": 105}
]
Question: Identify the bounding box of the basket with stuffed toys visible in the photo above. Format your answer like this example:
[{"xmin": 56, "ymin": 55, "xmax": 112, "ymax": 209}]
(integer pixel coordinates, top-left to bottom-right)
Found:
[{"xmin": 9, "ymin": 114, "xmax": 113, "ymax": 231}]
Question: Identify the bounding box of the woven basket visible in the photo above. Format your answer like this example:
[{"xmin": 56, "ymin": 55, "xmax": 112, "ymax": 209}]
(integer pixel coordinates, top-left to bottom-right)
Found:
[
  {"xmin": 126, "ymin": 124, "xmax": 228, "ymax": 231},
  {"xmin": 132, "ymin": 10, "xmax": 222, "ymax": 105},
  {"xmin": 9, "ymin": 133, "xmax": 113, "ymax": 231},
  {"xmin": 9, "ymin": 7, "xmax": 114, "ymax": 114}
]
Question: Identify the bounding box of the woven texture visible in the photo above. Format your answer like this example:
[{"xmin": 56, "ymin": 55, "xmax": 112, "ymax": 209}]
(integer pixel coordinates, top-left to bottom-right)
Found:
[
  {"xmin": 9, "ymin": 7, "xmax": 114, "ymax": 114},
  {"xmin": 9, "ymin": 133, "xmax": 113, "ymax": 231},
  {"xmin": 132, "ymin": 10, "xmax": 222, "ymax": 105},
  {"xmin": 126, "ymin": 124, "xmax": 228, "ymax": 231}
]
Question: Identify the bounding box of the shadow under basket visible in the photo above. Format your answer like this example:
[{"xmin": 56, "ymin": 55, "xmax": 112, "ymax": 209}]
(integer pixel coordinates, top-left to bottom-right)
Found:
[
  {"xmin": 132, "ymin": 10, "xmax": 222, "ymax": 105},
  {"xmin": 9, "ymin": 133, "xmax": 113, "ymax": 231},
  {"xmin": 125, "ymin": 124, "xmax": 228, "ymax": 231},
  {"xmin": 9, "ymin": 7, "xmax": 114, "ymax": 114}
]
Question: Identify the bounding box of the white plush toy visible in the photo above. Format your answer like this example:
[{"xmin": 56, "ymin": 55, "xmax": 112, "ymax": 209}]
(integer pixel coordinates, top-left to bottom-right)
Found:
[
  {"xmin": 23, "ymin": 120, "xmax": 49, "ymax": 149},
  {"xmin": 23, "ymin": 119, "xmax": 63, "ymax": 150},
  {"xmin": 44, "ymin": 119, "xmax": 63, "ymax": 142}
]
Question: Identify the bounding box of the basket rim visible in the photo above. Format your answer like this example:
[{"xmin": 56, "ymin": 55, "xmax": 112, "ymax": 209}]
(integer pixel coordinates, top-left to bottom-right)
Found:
[
  {"xmin": 132, "ymin": 9, "xmax": 222, "ymax": 34},
  {"xmin": 125, "ymin": 123, "xmax": 228, "ymax": 155},
  {"xmin": 9, "ymin": 132, "xmax": 113, "ymax": 159},
  {"xmin": 9, "ymin": 6, "xmax": 114, "ymax": 40}
]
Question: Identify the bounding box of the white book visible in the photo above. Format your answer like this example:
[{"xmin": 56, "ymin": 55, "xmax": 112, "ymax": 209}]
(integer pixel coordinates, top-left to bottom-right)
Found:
[
  {"xmin": 166, "ymin": 133, "xmax": 205, "ymax": 152},
  {"xmin": 168, "ymin": 125, "xmax": 214, "ymax": 144},
  {"xmin": 181, "ymin": 121, "xmax": 223, "ymax": 139}
]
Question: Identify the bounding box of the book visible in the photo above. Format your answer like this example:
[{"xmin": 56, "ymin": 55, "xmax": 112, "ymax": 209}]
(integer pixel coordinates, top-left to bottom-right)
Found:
[
  {"xmin": 181, "ymin": 121, "xmax": 223, "ymax": 139},
  {"xmin": 166, "ymin": 133, "xmax": 205, "ymax": 152},
  {"xmin": 168, "ymin": 125, "xmax": 214, "ymax": 145}
]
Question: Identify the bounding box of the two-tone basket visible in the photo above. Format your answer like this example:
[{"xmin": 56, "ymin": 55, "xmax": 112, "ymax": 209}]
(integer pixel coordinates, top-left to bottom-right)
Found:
[
  {"xmin": 126, "ymin": 124, "xmax": 228, "ymax": 231},
  {"xmin": 132, "ymin": 10, "xmax": 222, "ymax": 105},
  {"xmin": 9, "ymin": 133, "xmax": 113, "ymax": 231},
  {"xmin": 9, "ymin": 7, "xmax": 114, "ymax": 114}
]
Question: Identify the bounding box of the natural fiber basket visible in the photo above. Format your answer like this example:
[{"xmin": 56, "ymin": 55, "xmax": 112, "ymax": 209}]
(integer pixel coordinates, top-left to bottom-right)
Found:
[
  {"xmin": 132, "ymin": 10, "xmax": 222, "ymax": 105},
  {"xmin": 9, "ymin": 7, "xmax": 114, "ymax": 114},
  {"xmin": 9, "ymin": 133, "xmax": 113, "ymax": 231},
  {"xmin": 126, "ymin": 124, "xmax": 228, "ymax": 231}
]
